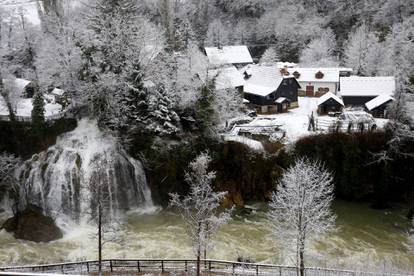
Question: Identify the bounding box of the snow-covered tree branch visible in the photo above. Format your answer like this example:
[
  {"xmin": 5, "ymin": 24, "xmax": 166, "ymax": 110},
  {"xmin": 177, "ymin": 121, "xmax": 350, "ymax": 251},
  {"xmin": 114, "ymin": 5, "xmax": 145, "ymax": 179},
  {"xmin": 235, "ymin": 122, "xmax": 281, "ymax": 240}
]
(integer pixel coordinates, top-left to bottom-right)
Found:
[
  {"xmin": 169, "ymin": 152, "xmax": 232, "ymax": 276},
  {"xmin": 268, "ymin": 157, "xmax": 336, "ymax": 276}
]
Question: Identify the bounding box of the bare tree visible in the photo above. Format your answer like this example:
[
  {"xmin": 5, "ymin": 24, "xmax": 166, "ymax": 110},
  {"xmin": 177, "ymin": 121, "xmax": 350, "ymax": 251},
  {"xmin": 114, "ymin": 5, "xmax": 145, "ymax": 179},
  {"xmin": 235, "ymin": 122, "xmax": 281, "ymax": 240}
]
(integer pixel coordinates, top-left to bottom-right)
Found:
[
  {"xmin": 268, "ymin": 157, "xmax": 336, "ymax": 276},
  {"xmin": 169, "ymin": 152, "xmax": 232, "ymax": 276},
  {"xmin": 88, "ymin": 155, "xmax": 123, "ymax": 276}
]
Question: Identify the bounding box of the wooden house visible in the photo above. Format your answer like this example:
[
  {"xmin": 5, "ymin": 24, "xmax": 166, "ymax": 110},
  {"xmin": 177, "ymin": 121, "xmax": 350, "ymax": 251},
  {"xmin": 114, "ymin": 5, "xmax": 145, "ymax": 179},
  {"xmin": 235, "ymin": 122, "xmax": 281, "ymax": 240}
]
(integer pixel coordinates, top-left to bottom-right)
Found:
[
  {"xmin": 317, "ymin": 92, "xmax": 344, "ymax": 115},
  {"xmin": 285, "ymin": 67, "xmax": 352, "ymax": 97},
  {"xmin": 242, "ymin": 65, "xmax": 300, "ymax": 114},
  {"xmin": 364, "ymin": 95, "xmax": 394, "ymax": 118},
  {"xmin": 2, "ymin": 78, "xmax": 35, "ymax": 98},
  {"xmin": 340, "ymin": 76, "xmax": 395, "ymax": 106}
]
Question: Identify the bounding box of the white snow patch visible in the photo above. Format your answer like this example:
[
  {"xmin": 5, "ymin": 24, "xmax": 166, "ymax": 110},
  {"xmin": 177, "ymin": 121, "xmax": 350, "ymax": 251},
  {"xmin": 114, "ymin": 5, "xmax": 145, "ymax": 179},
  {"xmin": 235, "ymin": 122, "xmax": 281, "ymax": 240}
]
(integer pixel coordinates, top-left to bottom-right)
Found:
[{"xmin": 224, "ymin": 135, "xmax": 264, "ymax": 152}]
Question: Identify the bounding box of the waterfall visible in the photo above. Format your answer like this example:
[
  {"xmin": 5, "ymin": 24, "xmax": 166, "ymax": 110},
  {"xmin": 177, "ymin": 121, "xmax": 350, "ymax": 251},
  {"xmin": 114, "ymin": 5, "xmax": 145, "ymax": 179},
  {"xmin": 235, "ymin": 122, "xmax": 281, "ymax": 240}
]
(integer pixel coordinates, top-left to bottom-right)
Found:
[{"xmin": 17, "ymin": 119, "xmax": 153, "ymax": 223}]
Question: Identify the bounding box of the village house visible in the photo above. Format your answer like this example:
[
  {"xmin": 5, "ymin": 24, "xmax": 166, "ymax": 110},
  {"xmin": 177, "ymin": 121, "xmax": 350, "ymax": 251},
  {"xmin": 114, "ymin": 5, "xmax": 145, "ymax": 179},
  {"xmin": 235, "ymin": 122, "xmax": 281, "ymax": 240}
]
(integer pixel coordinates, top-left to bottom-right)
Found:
[
  {"xmin": 2, "ymin": 78, "xmax": 35, "ymax": 98},
  {"xmin": 317, "ymin": 92, "xmax": 344, "ymax": 115},
  {"xmin": 284, "ymin": 67, "xmax": 353, "ymax": 97},
  {"xmin": 242, "ymin": 65, "xmax": 300, "ymax": 114},
  {"xmin": 204, "ymin": 45, "xmax": 253, "ymax": 67},
  {"xmin": 209, "ymin": 66, "xmax": 245, "ymax": 92},
  {"xmin": 51, "ymin": 88, "xmax": 67, "ymax": 106},
  {"xmin": 339, "ymin": 76, "xmax": 396, "ymax": 108}
]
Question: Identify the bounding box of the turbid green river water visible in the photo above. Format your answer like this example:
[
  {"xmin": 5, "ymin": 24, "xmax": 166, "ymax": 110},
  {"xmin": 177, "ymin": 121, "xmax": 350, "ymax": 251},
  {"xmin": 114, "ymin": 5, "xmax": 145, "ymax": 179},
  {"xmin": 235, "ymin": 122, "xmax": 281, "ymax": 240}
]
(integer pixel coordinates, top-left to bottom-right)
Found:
[{"xmin": 0, "ymin": 200, "xmax": 413, "ymax": 273}]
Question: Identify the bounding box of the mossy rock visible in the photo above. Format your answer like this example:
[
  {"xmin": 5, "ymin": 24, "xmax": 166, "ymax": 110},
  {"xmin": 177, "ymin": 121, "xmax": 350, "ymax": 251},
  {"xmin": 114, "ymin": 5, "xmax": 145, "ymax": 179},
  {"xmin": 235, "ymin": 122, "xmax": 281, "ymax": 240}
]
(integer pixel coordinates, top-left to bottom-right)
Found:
[{"xmin": 1, "ymin": 204, "xmax": 63, "ymax": 243}]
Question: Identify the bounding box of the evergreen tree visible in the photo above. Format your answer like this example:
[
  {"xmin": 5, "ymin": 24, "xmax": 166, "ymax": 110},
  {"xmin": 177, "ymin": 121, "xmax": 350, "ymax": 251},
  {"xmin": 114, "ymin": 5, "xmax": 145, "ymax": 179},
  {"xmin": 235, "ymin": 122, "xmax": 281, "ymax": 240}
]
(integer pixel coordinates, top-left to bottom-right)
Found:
[
  {"xmin": 31, "ymin": 88, "xmax": 45, "ymax": 126},
  {"xmin": 196, "ymin": 84, "xmax": 216, "ymax": 137}
]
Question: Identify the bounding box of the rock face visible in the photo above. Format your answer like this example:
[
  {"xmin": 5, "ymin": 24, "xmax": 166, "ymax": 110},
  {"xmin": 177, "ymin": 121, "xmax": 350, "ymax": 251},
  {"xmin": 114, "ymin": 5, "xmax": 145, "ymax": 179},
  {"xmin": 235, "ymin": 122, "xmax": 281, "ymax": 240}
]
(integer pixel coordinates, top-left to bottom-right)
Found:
[{"xmin": 1, "ymin": 204, "xmax": 63, "ymax": 242}]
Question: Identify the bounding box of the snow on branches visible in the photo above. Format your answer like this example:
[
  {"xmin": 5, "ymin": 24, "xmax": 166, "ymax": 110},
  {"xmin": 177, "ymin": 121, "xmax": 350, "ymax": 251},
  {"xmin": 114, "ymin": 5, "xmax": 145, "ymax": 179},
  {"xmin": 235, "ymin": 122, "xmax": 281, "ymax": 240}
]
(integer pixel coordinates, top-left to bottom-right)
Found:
[
  {"xmin": 169, "ymin": 152, "xmax": 232, "ymax": 276},
  {"xmin": 268, "ymin": 157, "xmax": 336, "ymax": 276}
]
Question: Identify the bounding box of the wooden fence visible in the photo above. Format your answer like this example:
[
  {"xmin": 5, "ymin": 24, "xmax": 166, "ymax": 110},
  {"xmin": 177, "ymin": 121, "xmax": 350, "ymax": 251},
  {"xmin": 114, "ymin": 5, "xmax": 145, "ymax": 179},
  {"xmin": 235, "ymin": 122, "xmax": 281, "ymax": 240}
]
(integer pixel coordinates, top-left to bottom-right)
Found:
[{"xmin": 1, "ymin": 259, "xmax": 413, "ymax": 276}]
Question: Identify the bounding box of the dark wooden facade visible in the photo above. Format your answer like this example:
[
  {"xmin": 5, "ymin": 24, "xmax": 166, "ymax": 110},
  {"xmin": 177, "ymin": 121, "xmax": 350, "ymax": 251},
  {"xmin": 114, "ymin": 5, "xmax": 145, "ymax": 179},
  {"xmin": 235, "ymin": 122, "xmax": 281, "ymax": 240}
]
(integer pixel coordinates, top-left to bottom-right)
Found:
[
  {"xmin": 318, "ymin": 98, "xmax": 343, "ymax": 115},
  {"xmin": 366, "ymin": 100, "xmax": 393, "ymax": 118},
  {"xmin": 342, "ymin": 96, "xmax": 376, "ymax": 106},
  {"xmin": 244, "ymin": 77, "xmax": 300, "ymax": 111}
]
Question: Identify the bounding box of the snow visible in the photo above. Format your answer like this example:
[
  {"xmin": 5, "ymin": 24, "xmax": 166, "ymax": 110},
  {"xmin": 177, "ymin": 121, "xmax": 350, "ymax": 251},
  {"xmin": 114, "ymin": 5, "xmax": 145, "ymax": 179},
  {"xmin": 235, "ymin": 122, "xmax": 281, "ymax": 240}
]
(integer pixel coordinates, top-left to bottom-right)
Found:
[
  {"xmin": 227, "ymin": 97, "xmax": 389, "ymax": 145},
  {"xmin": 51, "ymin": 88, "xmax": 65, "ymax": 96},
  {"xmin": 365, "ymin": 95, "xmax": 394, "ymax": 111},
  {"xmin": 0, "ymin": 96, "xmax": 63, "ymax": 119},
  {"xmin": 224, "ymin": 135, "xmax": 264, "ymax": 152},
  {"xmin": 340, "ymin": 76, "xmax": 396, "ymax": 97},
  {"xmin": 243, "ymin": 64, "xmax": 284, "ymax": 96},
  {"xmin": 1, "ymin": 1, "xmax": 40, "ymax": 25},
  {"xmin": 317, "ymin": 92, "xmax": 344, "ymax": 106},
  {"xmin": 275, "ymin": 97, "xmax": 288, "ymax": 104},
  {"xmin": 2, "ymin": 78, "xmax": 32, "ymax": 96},
  {"xmin": 205, "ymin": 46, "xmax": 253, "ymax": 66},
  {"xmin": 209, "ymin": 66, "xmax": 245, "ymax": 90}
]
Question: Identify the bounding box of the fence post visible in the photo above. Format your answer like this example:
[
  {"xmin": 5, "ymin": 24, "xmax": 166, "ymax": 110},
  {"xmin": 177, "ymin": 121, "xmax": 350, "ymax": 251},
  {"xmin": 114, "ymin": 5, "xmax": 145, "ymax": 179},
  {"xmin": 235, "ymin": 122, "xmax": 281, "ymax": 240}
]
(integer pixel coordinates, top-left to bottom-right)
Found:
[
  {"xmin": 161, "ymin": 260, "xmax": 164, "ymax": 273},
  {"xmin": 110, "ymin": 260, "xmax": 113, "ymax": 272},
  {"xmin": 232, "ymin": 263, "xmax": 235, "ymax": 275},
  {"xmin": 86, "ymin": 262, "xmax": 89, "ymax": 273},
  {"xmin": 61, "ymin": 264, "xmax": 64, "ymax": 274},
  {"xmin": 209, "ymin": 261, "xmax": 212, "ymax": 272},
  {"xmin": 185, "ymin": 260, "xmax": 187, "ymax": 272},
  {"xmin": 137, "ymin": 261, "xmax": 140, "ymax": 272},
  {"xmin": 279, "ymin": 266, "xmax": 282, "ymax": 276},
  {"xmin": 256, "ymin": 265, "xmax": 259, "ymax": 276}
]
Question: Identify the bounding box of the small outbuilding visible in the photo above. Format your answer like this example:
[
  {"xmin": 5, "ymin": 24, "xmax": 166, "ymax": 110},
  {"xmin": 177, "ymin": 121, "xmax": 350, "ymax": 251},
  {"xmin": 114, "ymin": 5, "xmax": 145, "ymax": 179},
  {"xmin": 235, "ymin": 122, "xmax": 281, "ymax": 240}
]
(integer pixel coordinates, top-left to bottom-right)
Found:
[
  {"xmin": 364, "ymin": 94, "xmax": 394, "ymax": 118},
  {"xmin": 317, "ymin": 92, "xmax": 344, "ymax": 115},
  {"xmin": 275, "ymin": 97, "xmax": 290, "ymax": 113}
]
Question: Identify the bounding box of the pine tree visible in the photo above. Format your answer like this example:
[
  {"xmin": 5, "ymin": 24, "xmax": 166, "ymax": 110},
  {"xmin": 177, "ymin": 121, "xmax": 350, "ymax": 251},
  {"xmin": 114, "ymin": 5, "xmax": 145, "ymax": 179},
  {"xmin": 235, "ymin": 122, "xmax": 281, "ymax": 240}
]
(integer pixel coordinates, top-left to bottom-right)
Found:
[
  {"xmin": 196, "ymin": 84, "xmax": 216, "ymax": 137},
  {"xmin": 31, "ymin": 88, "xmax": 45, "ymax": 126}
]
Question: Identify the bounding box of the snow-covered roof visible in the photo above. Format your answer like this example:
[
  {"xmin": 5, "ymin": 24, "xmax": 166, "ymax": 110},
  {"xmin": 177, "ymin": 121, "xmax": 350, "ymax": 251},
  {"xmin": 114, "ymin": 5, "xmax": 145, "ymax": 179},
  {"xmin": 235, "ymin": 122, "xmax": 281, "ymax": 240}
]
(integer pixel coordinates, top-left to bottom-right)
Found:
[
  {"xmin": 317, "ymin": 92, "xmax": 344, "ymax": 106},
  {"xmin": 286, "ymin": 68, "xmax": 350, "ymax": 83},
  {"xmin": 275, "ymin": 97, "xmax": 288, "ymax": 104},
  {"xmin": 205, "ymin": 46, "xmax": 253, "ymax": 66},
  {"xmin": 210, "ymin": 66, "xmax": 245, "ymax": 90},
  {"xmin": 243, "ymin": 64, "xmax": 284, "ymax": 97},
  {"xmin": 365, "ymin": 95, "xmax": 394, "ymax": 111},
  {"xmin": 340, "ymin": 76, "xmax": 396, "ymax": 97},
  {"xmin": 51, "ymin": 88, "xmax": 65, "ymax": 96},
  {"xmin": 2, "ymin": 78, "xmax": 32, "ymax": 95},
  {"xmin": 276, "ymin": 62, "xmax": 297, "ymax": 68}
]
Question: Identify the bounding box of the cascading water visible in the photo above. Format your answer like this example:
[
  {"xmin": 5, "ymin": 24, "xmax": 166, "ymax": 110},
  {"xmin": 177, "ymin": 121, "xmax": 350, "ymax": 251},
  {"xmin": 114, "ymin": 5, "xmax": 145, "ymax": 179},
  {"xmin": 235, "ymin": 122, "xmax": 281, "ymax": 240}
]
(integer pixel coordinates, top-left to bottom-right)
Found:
[{"xmin": 16, "ymin": 119, "xmax": 153, "ymax": 223}]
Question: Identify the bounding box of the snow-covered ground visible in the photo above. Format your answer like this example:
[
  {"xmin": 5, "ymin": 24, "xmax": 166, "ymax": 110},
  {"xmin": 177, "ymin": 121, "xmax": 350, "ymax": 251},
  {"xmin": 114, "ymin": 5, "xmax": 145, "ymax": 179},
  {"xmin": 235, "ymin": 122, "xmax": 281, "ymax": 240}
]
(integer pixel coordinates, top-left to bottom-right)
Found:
[
  {"xmin": 0, "ymin": 96, "xmax": 63, "ymax": 119},
  {"xmin": 227, "ymin": 97, "xmax": 390, "ymax": 149}
]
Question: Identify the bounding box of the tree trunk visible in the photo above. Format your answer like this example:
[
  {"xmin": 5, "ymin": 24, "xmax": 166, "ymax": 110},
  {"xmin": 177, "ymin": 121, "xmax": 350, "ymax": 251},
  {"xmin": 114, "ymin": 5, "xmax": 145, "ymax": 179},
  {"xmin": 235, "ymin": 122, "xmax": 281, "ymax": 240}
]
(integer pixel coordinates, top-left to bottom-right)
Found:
[
  {"xmin": 98, "ymin": 196, "xmax": 102, "ymax": 276},
  {"xmin": 299, "ymin": 248, "xmax": 305, "ymax": 276}
]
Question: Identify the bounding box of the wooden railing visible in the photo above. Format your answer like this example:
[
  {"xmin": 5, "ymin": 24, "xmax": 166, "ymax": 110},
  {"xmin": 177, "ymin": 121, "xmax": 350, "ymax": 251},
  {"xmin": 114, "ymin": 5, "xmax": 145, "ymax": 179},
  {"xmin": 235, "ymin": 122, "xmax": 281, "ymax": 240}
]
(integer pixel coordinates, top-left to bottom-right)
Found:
[{"xmin": 1, "ymin": 259, "xmax": 413, "ymax": 276}]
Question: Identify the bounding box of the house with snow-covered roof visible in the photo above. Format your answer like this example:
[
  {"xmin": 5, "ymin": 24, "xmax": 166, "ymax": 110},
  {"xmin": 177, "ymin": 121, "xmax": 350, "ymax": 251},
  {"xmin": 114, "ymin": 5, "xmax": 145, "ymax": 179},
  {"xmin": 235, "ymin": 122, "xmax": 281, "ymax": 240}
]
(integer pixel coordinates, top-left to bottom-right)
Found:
[
  {"xmin": 364, "ymin": 94, "xmax": 394, "ymax": 118},
  {"xmin": 209, "ymin": 66, "xmax": 245, "ymax": 91},
  {"xmin": 340, "ymin": 76, "xmax": 396, "ymax": 107},
  {"xmin": 205, "ymin": 45, "xmax": 253, "ymax": 67},
  {"xmin": 2, "ymin": 78, "xmax": 35, "ymax": 98},
  {"xmin": 242, "ymin": 64, "xmax": 300, "ymax": 113},
  {"xmin": 284, "ymin": 67, "xmax": 352, "ymax": 97},
  {"xmin": 317, "ymin": 92, "xmax": 344, "ymax": 115}
]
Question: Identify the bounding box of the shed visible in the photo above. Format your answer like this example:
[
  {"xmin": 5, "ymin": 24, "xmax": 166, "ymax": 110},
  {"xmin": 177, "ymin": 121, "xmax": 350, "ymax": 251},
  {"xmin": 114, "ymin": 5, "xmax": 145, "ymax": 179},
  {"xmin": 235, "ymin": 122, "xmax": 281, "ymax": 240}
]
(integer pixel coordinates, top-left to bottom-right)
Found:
[
  {"xmin": 317, "ymin": 92, "xmax": 344, "ymax": 115},
  {"xmin": 275, "ymin": 97, "xmax": 290, "ymax": 113},
  {"xmin": 364, "ymin": 95, "xmax": 394, "ymax": 118}
]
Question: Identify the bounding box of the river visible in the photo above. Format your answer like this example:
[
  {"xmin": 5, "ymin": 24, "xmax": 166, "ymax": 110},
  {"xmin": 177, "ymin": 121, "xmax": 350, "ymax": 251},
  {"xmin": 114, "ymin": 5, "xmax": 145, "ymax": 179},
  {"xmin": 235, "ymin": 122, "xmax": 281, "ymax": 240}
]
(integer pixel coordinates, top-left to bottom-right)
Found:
[{"xmin": 0, "ymin": 200, "xmax": 413, "ymax": 273}]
